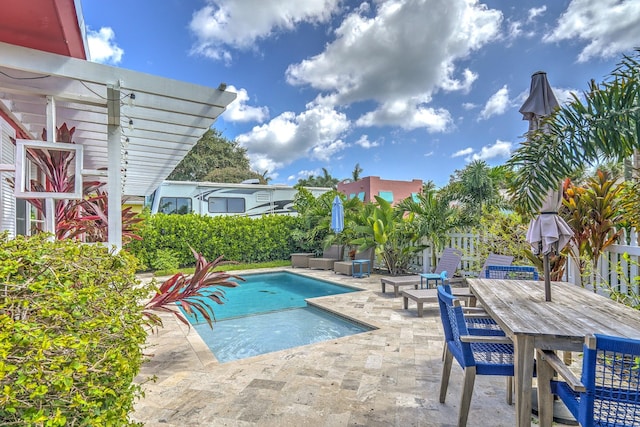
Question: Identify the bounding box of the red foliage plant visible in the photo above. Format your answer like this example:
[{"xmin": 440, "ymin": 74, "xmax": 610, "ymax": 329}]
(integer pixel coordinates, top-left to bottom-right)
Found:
[
  {"xmin": 9, "ymin": 123, "xmax": 142, "ymax": 243},
  {"xmin": 143, "ymin": 248, "xmax": 244, "ymax": 329}
]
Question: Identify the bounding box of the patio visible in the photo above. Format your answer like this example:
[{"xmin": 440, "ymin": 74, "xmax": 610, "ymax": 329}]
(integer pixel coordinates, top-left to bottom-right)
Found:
[{"xmin": 134, "ymin": 268, "xmax": 573, "ymax": 426}]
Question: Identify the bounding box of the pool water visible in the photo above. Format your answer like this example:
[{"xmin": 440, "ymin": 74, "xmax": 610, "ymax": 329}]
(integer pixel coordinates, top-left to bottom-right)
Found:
[
  {"xmin": 194, "ymin": 305, "xmax": 371, "ymax": 363},
  {"xmin": 192, "ymin": 271, "xmax": 359, "ymax": 320},
  {"xmin": 185, "ymin": 271, "xmax": 373, "ymax": 363}
]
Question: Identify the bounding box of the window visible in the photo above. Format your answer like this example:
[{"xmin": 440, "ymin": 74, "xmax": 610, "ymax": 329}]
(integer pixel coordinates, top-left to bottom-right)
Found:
[
  {"xmin": 412, "ymin": 192, "xmax": 420, "ymax": 202},
  {"xmin": 208, "ymin": 197, "xmax": 245, "ymax": 214},
  {"xmin": 159, "ymin": 197, "xmax": 192, "ymax": 214},
  {"xmin": 357, "ymin": 191, "xmax": 365, "ymax": 201},
  {"xmin": 378, "ymin": 191, "xmax": 393, "ymax": 202}
]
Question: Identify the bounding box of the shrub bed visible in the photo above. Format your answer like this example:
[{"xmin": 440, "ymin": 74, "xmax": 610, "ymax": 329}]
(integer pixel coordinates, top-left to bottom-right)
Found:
[
  {"xmin": 127, "ymin": 213, "xmax": 304, "ymax": 268},
  {"xmin": 0, "ymin": 234, "xmax": 149, "ymax": 426}
]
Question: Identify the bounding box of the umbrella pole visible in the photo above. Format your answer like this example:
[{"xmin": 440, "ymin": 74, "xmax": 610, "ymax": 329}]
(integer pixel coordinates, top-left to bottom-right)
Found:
[{"xmin": 543, "ymin": 253, "xmax": 551, "ymax": 301}]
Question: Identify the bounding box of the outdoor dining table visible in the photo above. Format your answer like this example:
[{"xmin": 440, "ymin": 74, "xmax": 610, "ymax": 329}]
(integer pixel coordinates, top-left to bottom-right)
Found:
[{"xmin": 466, "ymin": 277, "xmax": 640, "ymax": 427}]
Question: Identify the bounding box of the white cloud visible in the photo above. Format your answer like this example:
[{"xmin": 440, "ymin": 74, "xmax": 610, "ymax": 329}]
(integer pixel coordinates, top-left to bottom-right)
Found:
[
  {"xmin": 235, "ymin": 104, "xmax": 350, "ymax": 172},
  {"xmin": 508, "ymin": 21, "xmax": 522, "ymax": 39},
  {"xmin": 545, "ymin": 0, "xmax": 640, "ymax": 62},
  {"xmin": 462, "ymin": 102, "xmax": 477, "ymax": 110},
  {"xmin": 189, "ymin": 0, "xmax": 340, "ymax": 61},
  {"xmin": 355, "ymin": 99, "xmax": 454, "ymax": 132},
  {"xmin": 285, "ymin": 0, "xmax": 502, "ymax": 130},
  {"xmin": 552, "ymin": 87, "xmax": 581, "ymax": 106},
  {"xmin": 478, "ymin": 85, "xmax": 509, "ymax": 120},
  {"xmin": 221, "ymin": 85, "xmax": 269, "ymax": 123},
  {"xmin": 354, "ymin": 135, "xmax": 380, "ymax": 149},
  {"xmin": 424, "ymin": 151, "xmax": 434, "ymax": 157},
  {"xmin": 452, "ymin": 147, "xmax": 474, "ymax": 158},
  {"xmin": 468, "ymin": 140, "xmax": 512, "ymax": 161},
  {"xmin": 86, "ymin": 27, "xmax": 123, "ymax": 64},
  {"xmin": 287, "ymin": 169, "xmax": 321, "ymax": 182},
  {"xmin": 528, "ymin": 6, "xmax": 547, "ymax": 21}
]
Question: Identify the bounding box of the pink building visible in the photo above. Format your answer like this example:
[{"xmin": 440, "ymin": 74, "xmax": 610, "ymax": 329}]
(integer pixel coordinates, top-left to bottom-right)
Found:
[{"xmin": 337, "ymin": 176, "xmax": 423, "ymax": 206}]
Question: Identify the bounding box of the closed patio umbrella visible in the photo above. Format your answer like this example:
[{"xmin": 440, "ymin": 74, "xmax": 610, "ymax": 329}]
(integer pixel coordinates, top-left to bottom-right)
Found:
[
  {"xmin": 521, "ymin": 71, "xmax": 573, "ymax": 301},
  {"xmin": 331, "ymin": 195, "xmax": 344, "ymax": 233}
]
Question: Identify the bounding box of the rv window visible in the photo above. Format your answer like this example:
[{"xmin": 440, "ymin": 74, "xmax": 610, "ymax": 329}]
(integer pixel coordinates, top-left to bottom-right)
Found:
[
  {"xmin": 159, "ymin": 197, "xmax": 192, "ymax": 214},
  {"xmin": 208, "ymin": 197, "xmax": 245, "ymax": 213},
  {"xmin": 227, "ymin": 198, "xmax": 245, "ymax": 213}
]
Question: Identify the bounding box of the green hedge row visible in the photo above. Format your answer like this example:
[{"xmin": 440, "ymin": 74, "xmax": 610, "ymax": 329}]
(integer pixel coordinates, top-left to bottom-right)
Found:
[
  {"xmin": 0, "ymin": 233, "xmax": 148, "ymax": 426},
  {"xmin": 126, "ymin": 213, "xmax": 305, "ymax": 268}
]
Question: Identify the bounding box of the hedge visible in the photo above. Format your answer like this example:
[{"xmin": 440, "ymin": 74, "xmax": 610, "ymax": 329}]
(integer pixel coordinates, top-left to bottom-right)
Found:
[
  {"xmin": 0, "ymin": 233, "xmax": 149, "ymax": 426},
  {"xmin": 126, "ymin": 213, "xmax": 305, "ymax": 268}
]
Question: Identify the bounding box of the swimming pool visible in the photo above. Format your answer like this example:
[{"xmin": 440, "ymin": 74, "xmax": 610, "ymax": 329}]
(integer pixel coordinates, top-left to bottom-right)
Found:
[{"xmin": 185, "ymin": 271, "xmax": 374, "ymax": 363}]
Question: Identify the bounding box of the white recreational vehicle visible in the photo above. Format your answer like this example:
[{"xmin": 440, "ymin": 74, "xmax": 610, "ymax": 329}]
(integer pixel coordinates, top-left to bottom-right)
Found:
[{"xmin": 149, "ymin": 180, "xmax": 330, "ymax": 217}]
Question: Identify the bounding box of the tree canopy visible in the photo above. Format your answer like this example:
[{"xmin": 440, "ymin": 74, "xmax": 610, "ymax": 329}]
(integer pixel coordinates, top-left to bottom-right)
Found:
[
  {"xmin": 508, "ymin": 49, "xmax": 640, "ymax": 214},
  {"xmin": 296, "ymin": 168, "xmax": 339, "ymax": 188},
  {"xmin": 168, "ymin": 129, "xmax": 263, "ymax": 183}
]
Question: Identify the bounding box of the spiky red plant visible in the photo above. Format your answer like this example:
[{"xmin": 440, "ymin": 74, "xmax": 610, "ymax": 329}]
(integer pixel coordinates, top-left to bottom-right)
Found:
[{"xmin": 143, "ymin": 248, "xmax": 244, "ymax": 329}]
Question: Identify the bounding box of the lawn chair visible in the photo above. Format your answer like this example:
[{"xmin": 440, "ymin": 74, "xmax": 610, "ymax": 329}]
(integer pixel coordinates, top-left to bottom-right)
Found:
[
  {"xmin": 437, "ymin": 286, "xmax": 519, "ymax": 427},
  {"xmin": 467, "ymin": 253, "xmax": 514, "ymax": 278},
  {"xmin": 456, "ymin": 253, "xmax": 514, "ymax": 306},
  {"xmin": 420, "ymin": 247, "xmax": 463, "ymax": 288},
  {"xmin": 537, "ymin": 334, "xmax": 640, "ymax": 427},
  {"xmin": 308, "ymin": 245, "xmax": 344, "ymax": 270}
]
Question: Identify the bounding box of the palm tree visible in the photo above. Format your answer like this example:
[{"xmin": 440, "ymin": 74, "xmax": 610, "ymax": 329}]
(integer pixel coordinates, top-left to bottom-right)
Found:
[
  {"xmin": 508, "ymin": 49, "xmax": 640, "ymax": 214},
  {"xmin": 351, "ymin": 163, "xmax": 363, "ymax": 182},
  {"xmin": 260, "ymin": 170, "xmax": 272, "ymax": 184},
  {"xmin": 398, "ymin": 188, "xmax": 472, "ymax": 268}
]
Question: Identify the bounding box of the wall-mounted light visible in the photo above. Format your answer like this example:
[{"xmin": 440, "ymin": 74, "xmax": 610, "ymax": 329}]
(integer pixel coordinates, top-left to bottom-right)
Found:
[
  {"xmin": 128, "ymin": 93, "xmax": 136, "ymax": 107},
  {"xmin": 128, "ymin": 119, "xmax": 134, "ymax": 131},
  {"xmin": 218, "ymin": 82, "xmax": 227, "ymax": 91}
]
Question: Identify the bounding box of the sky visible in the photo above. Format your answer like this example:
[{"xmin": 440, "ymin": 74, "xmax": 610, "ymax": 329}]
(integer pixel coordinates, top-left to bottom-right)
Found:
[{"xmin": 80, "ymin": 0, "xmax": 640, "ymax": 187}]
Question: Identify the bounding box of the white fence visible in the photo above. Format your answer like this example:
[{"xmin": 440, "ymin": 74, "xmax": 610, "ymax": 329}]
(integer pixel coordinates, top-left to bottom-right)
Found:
[{"xmin": 413, "ymin": 229, "xmax": 640, "ymax": 302}]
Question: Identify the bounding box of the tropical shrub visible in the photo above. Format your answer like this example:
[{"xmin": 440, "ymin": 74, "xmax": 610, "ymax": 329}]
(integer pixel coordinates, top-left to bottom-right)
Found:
[
  {"xmin": 562, "ymin": 170, "xmax": 625, "ymax": 288},
  {"xmin": 0, "ymin": 233, "xmax": 149, "ymax": 426},
  {"xmin": 353, "ymin": 196, "xmax": 425, "ymax": 275},
  {"xmin": 0, "ymin": 234, "xmax": 240, "ymax": 425},
  {"xmin": 126, "ymin": 213, "xmax": 304, "ymax": 268}
]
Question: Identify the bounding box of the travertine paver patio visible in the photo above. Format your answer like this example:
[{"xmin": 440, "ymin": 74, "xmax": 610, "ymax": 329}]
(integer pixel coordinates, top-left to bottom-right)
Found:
[{"xmin": 134, "ymin": 267, "xmax": 569, "ymax": 426}]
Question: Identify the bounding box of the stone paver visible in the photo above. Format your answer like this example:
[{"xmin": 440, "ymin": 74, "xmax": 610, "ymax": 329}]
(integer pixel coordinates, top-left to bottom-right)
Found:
[{"xmin": 134, "ymin": 268, "xmax": 572, "ymax": 426}]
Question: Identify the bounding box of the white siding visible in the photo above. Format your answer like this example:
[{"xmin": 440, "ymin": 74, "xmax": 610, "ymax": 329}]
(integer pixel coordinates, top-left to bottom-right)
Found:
[{"xmin": 0, "ymin": 117, "xmax": 16, "ymax": 237}]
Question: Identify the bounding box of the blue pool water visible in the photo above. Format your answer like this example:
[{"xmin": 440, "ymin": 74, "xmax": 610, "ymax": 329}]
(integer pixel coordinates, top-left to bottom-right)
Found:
[
  {"xmin": 194, "ymin": 271, "xmax": 359, "ymax": 320},
  {"xmin": 186, "ymin": 271, "xmax": 373, "ymax": 363}
]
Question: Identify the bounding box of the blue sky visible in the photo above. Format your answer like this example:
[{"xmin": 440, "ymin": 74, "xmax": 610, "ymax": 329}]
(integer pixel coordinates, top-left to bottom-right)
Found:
[{"xmin": 81, "ymin": 0, "xmax": 640, "ymax": 187}]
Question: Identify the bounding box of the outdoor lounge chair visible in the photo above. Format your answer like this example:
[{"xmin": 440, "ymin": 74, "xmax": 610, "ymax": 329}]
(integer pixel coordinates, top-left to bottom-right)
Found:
[
  {"xmin": 380, "ymin": 247, "xmax": 463, "ymax": 296},
  {"xmin": 308, "ymin": 245, "xmax": 344, "ymax": 270},
  {"xmin": 466, "ymin": 253, "xmax": 514, "ymax": 278},
  {"xmin": 419, "ymin": 247, "xmax": 463, "ymax": 288},
  {"xmin": 455, "ymin": 253, "xmax": 514, "ymax": 306},
  {"xmin": 334, "ymin": 247, "xmax": 374, "ymax": 277},
  {"xmin": 290, "ymin": 252, "xmax": 314, "ymax": 268}
]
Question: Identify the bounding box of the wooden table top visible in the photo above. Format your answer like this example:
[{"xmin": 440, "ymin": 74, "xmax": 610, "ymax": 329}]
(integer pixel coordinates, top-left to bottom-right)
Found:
[{"xmin": 467, "ymin": 278, "xmax": 640, "ymax": 351}]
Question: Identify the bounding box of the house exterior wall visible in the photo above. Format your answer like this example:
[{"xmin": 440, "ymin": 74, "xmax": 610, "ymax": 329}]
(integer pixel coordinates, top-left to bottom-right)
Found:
[
  {"xmin": 337, "ymin": 176, "xmax": 423, "ymax": 206},
  {"xmin": 0, "ymin": 116, "xmax": 16, "ymax": 237}
]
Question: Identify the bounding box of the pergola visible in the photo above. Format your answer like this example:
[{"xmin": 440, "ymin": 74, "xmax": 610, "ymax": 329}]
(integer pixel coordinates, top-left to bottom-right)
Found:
[{"xmin": 0, "ymin": 0, "xmax": 236, "ymax": 249}]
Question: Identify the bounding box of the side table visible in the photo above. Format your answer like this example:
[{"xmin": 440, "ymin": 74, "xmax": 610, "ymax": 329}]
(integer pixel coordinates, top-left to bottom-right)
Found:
[
  {"xmin": 351, "ymin": 259, "xmax": 371, "ymax": 278},
  {"xmin": 419, "ymin": 272, "xmax": 446, "ymax": 289}
]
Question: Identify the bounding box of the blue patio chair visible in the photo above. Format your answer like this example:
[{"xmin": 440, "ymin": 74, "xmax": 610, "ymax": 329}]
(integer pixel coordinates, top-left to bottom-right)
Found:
[
  {"xmin": 440, "ymin": 284, "xmax": 504, "ymax": 337},
  {"xmin": 486, "ymin": 265, "xmax": 539, "ymax": 280},
  {"xmin": 538, "ymin": 334, "xmax": 640, "ymax": 427},
  {"xmin": 437, "ymin": 286, "xmax": 518, "ymax": 427}
]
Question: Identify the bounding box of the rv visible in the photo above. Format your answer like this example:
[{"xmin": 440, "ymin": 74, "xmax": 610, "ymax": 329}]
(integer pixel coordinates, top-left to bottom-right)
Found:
[{"xmin": 149, "ymin": 180, "xmax": 330, "ymax": 217}]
